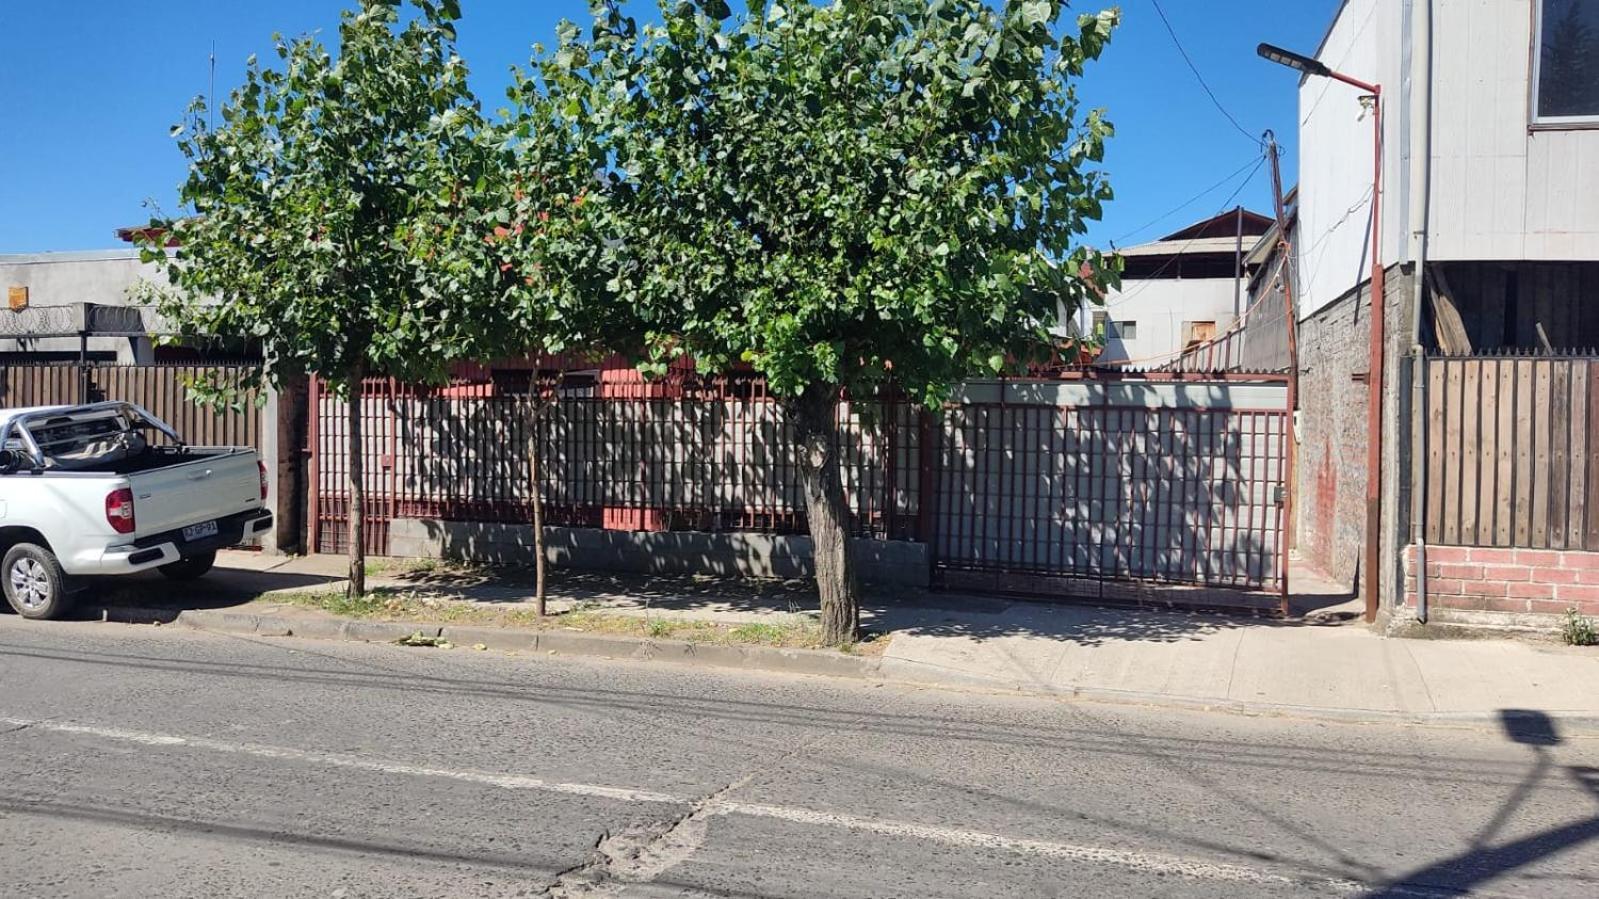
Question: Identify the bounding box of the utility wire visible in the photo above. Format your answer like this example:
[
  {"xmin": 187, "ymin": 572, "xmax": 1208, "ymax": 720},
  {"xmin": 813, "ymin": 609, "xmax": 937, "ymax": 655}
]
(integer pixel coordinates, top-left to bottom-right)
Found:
[
  {"xmin": 1101, "ymin": 155, "xmax": 1266, "ymax": 311},
  {"xmin": 1110, "ymin": 154, "xmax": 1263, "ymax": 247},
  {"xmin": 1148, "ymin": 0, "xmax": 1261, "ymax": 148}
]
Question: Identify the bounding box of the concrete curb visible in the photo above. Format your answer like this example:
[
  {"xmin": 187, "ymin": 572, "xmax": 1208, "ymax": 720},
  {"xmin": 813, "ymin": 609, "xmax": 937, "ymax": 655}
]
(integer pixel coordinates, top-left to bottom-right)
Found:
[
  {"xmin": 90, "ymin": 605, "xmax": 882, "ymax": 683},
  {"xmin": 87, "ymin": 604, "xmax": 1599, "ymax": 733}
]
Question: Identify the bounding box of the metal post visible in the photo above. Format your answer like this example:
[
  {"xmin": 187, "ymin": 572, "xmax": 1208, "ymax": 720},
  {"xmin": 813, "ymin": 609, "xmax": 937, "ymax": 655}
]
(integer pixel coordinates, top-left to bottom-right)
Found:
[
  {"xmin": 306, "ymin": 374, "xmax": 321, "ymax": 554},
  {"xmin": 1233, "ymin": 204, "xmax": 1244, "ymax": 319},
  {"xmin": 917, "ymin": 408, "xmax": 938, "ymax": 578},
  {"xmin": 1363, "ymin": 84, "xmax": 1385, "ymax": 623},
  {"xmin": 77, "ymin": 331, "xmax": 90, "ymax": 401}
]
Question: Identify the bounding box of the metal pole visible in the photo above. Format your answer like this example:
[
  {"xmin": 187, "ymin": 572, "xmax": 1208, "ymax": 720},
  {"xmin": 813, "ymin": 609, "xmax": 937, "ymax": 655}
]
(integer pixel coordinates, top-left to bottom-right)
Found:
[
  {"xmin": 1413, "ymin": 349, "xmax": 1428, "ymax": 622},
  {"xmin": 1233, "ymin": 205, "xmax": 1244, "ymax": 319},
  {"xmin": 1265, "ymin": 131, "xmax": 1297, "ymax": 615},
  {"xmin": 1363, "ymin": 85, "xmax": 1385, "ymax": 623},
  {"xmin": 77, "ymin": 331, "xmax": 89, "ymax": 401}
]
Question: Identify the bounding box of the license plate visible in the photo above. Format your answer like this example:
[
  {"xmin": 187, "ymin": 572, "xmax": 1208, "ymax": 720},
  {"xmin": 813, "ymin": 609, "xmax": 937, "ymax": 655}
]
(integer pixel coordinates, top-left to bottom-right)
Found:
[{"xmin": 182, "ymin": 520, "xmax": 219, "ymax": 542}]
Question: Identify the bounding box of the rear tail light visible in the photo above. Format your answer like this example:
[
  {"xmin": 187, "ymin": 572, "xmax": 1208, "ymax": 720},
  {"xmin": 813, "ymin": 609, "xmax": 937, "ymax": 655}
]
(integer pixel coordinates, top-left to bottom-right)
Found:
[
  {"xmin": 258, "ymin": 460, "xmax": 269, "ymax": 501},
  {"xmin": 106, "ymin": 487, "xmax": 136, "ymax": 534}
]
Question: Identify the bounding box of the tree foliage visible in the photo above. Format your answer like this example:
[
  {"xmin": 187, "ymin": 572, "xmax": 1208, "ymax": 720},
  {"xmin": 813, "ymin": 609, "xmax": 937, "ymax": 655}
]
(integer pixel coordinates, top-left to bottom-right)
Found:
[
  {"xmin": 542, "ymin": 0, "xmax": 1119, "ymax": 641},
  {"xmin": 141, "ymin": 0, "xmax": 489, "ymax": 594},
  {"xmin": 143, "ymin": 0, "xmax": 491, "ymax": 391},
  {"xmin": 551, "ymin": 0, "xmax": 1120, "ymax": 406}
]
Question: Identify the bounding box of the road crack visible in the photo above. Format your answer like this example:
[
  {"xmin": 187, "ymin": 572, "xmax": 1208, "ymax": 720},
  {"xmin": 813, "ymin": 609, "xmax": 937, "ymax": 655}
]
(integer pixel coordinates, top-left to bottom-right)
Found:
[
  {"xmin": 540, "ymin": 711, "xmax": 867, "ymax": 896},
  {"xmin": 542, "ymin": 774, "xmax": 753, "ymax": 898}
]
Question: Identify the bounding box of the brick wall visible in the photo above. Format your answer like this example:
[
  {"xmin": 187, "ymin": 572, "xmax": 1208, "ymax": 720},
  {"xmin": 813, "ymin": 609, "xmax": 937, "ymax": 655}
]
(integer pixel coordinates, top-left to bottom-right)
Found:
[
  {"xmin": 1295, "ymin": 266, "xmax": 1412, "ymax": 600},
  {"xmin": 1295, "ymin": 289, "xmax": 1369, "ymax": 587},
  {"xmin": 1402, "ymin": 545, "xmax": 1599, "ymax": 617}
]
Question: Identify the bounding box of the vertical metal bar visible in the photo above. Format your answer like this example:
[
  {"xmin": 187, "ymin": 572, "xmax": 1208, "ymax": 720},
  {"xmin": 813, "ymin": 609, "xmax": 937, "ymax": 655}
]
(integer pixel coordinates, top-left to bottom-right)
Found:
[
  {"xmin": 1233, "ymin": 204, "xmax": 1244, "ymax": 319},
  {"xmin": 386, "ymin": 378, "xmax": 397, "ymax": 551},
  {"xmin": 307, "ymin": 374, "xmax": 321, "ymax": 553}
]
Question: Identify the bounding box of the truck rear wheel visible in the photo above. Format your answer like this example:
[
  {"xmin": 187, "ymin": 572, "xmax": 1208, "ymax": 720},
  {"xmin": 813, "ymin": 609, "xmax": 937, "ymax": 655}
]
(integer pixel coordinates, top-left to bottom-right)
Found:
[
  {"xmin": 3, "ymin": 543, "xmax": 70, "ymax": 620},
  {"xmin": 159, "ymin": 550, "xmax": 217, "ymax": 581}
]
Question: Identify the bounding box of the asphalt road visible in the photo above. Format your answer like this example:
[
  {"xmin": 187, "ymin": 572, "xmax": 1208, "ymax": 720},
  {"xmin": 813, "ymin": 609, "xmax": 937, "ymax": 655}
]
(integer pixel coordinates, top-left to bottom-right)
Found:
[{"xmin": 1, "ymin": 618, "xmax": 1597, "ymax": 898}]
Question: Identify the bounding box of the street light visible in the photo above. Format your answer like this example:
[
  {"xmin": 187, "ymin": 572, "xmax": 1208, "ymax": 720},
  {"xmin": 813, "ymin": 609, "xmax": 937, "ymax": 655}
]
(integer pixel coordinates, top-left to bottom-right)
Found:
[
  {"xmin": 1255, "ymin": 43, "xmax": 1330, "ymax": 78},
  {"xmin": 1259, "ymin": 42, "xmax": 1385, "ymax": 625}
]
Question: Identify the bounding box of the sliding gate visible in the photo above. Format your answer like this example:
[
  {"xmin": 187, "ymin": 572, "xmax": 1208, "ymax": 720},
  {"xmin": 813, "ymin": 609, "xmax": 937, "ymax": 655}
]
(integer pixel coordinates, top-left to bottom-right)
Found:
[{"xmin": 929, "ymin": 377, "xmax": 1290, "ymax": 611}]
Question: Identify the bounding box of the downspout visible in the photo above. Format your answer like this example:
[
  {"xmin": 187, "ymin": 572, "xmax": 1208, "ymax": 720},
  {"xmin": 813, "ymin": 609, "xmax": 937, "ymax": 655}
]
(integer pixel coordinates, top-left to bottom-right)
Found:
[{"xmin": 1408, "ymin": 0, "xmax": 1433, "ymax": 623}]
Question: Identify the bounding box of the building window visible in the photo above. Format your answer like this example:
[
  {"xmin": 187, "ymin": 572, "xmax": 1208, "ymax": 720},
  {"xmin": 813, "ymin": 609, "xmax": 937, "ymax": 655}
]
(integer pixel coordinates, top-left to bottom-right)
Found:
[
  {"xmin": 1533, "ymin": 0, "xmax": 1599, "ymax": 125},
  {"xmin": 1095, "ymin": 318, "xmax": 1137, "ymax": 341},
  {"xmin": 1183, "ymin": 321, "xmax": 1216, "ymax": 349}
]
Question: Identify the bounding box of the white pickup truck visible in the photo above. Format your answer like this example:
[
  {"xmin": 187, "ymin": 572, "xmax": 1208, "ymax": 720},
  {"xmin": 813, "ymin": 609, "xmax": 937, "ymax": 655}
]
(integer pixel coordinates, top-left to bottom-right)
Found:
[{"xmin": 0, "ymin": 402, "xmax": 272, "ymax": 620}]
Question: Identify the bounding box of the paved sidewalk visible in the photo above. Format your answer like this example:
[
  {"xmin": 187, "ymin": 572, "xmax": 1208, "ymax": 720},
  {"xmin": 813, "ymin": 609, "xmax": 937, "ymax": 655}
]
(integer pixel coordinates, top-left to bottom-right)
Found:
[{"xmin": 101, "ymin": 551, "xmax": 1599, "ymax": 726}]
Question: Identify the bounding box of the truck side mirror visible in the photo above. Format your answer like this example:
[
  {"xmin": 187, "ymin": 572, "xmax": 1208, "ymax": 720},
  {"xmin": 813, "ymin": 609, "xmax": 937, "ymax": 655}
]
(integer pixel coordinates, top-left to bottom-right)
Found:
[{"xmin": 0, "ymin": 450, "xmax": 20, "ymax": 474}]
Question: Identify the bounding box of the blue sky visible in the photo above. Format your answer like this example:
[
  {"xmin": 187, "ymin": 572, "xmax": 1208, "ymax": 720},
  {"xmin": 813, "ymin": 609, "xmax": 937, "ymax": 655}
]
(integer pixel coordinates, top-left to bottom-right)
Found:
[{"xmin": 0, "ymin": 1, "xmax": 1338, "ymax": 254}]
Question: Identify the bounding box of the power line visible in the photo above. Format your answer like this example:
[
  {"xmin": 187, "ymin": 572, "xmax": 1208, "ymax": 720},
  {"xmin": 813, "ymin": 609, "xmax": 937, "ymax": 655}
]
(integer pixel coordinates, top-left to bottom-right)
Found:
[
  {"xmin": 1110, "ymin": 154, "xmax": 1263, "ymax": 247},
  {"xmin": 1148, "ymin": 0, "xmax": 1261, "ymax": 148},
  {"xmin": 1101, "ymin": 155, "xmax": 1266, "ymax": 311}
]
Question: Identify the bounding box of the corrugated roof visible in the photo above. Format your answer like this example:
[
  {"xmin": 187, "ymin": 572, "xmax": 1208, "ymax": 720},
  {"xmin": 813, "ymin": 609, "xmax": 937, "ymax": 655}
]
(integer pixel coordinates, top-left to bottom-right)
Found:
[{"xmin": 1116, "ymin": 236, "xmax": 1264, "ymax": 258}]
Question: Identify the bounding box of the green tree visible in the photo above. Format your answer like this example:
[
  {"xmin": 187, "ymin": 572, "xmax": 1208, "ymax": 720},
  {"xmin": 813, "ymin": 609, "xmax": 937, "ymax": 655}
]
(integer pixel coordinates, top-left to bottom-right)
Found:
[
  {"xmin": 408, "ymin": 31, "xmax": 642, "ymax": 615},
  {"xmin": 140, "ymin": 0, "xmax": 490, "ymax": 597},
  {"xmin": 555, "ymin": 0, "xmax": 1120, "ymax": 643}
]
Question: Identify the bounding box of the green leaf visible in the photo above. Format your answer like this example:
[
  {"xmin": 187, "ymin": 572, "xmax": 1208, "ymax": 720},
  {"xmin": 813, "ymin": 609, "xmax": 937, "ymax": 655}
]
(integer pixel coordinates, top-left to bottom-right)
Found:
[{"xmin": 1019, "ymin": 1, "xmax": 1052, "ymax": 28}]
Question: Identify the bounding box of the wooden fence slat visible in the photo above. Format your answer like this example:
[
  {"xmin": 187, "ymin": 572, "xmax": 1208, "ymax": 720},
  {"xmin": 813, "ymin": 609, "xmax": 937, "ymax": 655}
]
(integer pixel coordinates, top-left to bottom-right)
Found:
[
  {"xmin": 1443, "ymin": 361, "xmax": 1464, "ymax": 545},
  {"xmin": 1477, "ymin": 361, "xmax": 1500, "ymax": 546},
  {"xmin": 1426, "ymin": 359, "xmax": 1447, "ymax": 544},
  {"xmin": 1587, "ymin": 362, "xmax": 1599, "ymax": 551},
  {"xmin": 1496, "ymin": 361, "xmax": 1516, "ymax": 547},
  {"xmin": 1550, "ymin": 361, "xmax": 1572, "ymax": 549},
  {"xmin": 1459, "ymin": 360, "xmax": 1482, "ymax": 543},
  {"xmin": 1570, "ymin": 368, "xmax": 1588, "ymax": 548},
  {"xmin": 1532, "ymin": 361, "xmax": 1553, "ymax": 547},
  {"xmin": 1515, "ymin": 359, "xmax": 1535, "ymax": 546}
]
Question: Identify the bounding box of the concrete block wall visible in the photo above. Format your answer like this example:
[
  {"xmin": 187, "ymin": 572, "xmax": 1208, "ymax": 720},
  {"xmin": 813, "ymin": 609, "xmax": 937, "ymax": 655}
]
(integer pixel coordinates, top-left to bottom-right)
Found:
[
  {"xmin": 1402, "ymin": 544, "xmax": 1599, "ymax": 619},
  {"xmin": 386, "ymin": 517, "xmax": 930, "ymax": 587}
]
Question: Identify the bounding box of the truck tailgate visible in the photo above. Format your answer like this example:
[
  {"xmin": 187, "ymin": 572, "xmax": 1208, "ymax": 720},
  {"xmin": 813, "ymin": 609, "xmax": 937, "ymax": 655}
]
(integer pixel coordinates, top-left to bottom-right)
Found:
[{"xmin": 128, "ymin": 449, "xmax": 262, "ymax": 538}]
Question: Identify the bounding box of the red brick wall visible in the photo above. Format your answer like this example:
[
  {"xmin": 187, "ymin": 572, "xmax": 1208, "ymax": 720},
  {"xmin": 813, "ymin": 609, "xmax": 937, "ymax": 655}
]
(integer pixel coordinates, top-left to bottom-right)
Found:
[{"xmin": 1402, "ymin": 545, "xmax": 1599, "ymax": 616}]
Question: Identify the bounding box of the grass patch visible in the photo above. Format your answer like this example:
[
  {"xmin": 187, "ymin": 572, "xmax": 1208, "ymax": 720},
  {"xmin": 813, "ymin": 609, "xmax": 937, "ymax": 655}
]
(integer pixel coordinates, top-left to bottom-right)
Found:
[
  {"xmin": 259, "ymin": 589, "xmax": 851, "ymax": 650},
  {"xmin": 364, "ymin": 556, "xmax": 499, "ymax": 579}
]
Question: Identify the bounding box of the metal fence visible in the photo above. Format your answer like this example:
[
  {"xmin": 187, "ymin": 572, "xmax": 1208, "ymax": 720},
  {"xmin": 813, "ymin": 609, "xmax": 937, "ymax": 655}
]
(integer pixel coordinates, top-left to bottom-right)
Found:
[
  {"xmin": 309, "ymin": 375, "xmax": 920, "ymax": 556},
  {"xmin": 1422, "ymin": 352, "xmax": 1599, "ymax": 550},
  {"xmin": 311, "ymin": 373, "xmax": 1289, "ymax": 598}
]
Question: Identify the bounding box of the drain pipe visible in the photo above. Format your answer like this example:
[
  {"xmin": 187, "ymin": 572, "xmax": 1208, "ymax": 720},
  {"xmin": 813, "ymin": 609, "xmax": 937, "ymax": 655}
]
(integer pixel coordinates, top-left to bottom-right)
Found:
[
  {"xmin": 1412, "ymin": 346, "xmax": 1428, "ymax": 623},
  {"xmin": 1407, "ymin": 0, "xmax": 1434, "ymax": 623}
]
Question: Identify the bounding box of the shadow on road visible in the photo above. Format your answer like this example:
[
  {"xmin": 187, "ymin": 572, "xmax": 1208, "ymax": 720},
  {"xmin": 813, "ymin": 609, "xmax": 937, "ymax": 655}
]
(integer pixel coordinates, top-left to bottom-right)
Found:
[{"xmin": 1365, "ymin": 710, "xmax": 1599, "ymax": 897}]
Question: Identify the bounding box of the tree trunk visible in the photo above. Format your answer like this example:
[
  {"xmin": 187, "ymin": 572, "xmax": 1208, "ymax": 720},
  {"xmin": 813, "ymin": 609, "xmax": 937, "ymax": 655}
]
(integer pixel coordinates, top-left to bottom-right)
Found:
[
  {"xmin": 529, "ymin": 378, "xmax": 548, "ymax": 617},
  {"xmin": 345, "ymin": 371, "xmax": 367, "ymax": 599},
  {"xmin": 790, "ymin": 383, "xmax": 860, "ymax": 645}
]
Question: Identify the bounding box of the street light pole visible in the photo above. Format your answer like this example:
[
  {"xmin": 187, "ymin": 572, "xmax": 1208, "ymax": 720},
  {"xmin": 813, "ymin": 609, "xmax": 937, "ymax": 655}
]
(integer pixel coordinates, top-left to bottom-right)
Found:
[{"xmin": 1257, "ymin": 43, "xmax": 1384, "ymax": 623}]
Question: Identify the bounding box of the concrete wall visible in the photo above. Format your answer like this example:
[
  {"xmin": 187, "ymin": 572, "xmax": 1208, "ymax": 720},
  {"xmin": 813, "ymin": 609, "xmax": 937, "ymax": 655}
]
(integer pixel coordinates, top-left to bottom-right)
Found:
[
  {"xmin": 0, "ymin": 250, "xmax": 168, "ymax": 362},
  {"xmin": 386, "ymin": 518, "xmax": 931, "ymax": 587},
  {"xmin": 1074, "ymin": 277, "xmax": 1240, "ymax": 365}
]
